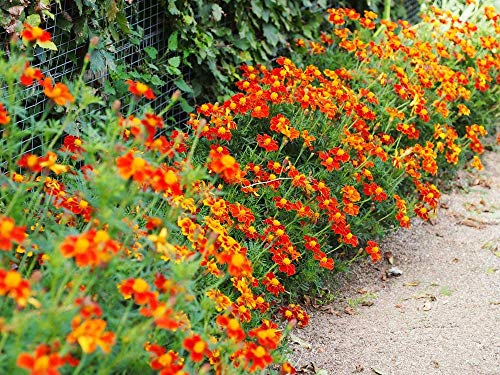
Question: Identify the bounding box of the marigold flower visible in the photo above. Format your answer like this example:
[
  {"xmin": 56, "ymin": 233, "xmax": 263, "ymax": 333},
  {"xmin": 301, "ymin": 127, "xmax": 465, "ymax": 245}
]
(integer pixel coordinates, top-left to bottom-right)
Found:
[
  {"xmin": 21, "ymin": 24, "xmax": 52, "ymax": 43},
  {"xmin": 0, "ymin": 216, "xmax": 27, "ymax": 251},
  {"xmin": 279, "ymin": 303, "xmax": 310, "ymax": 327},
  {"xmin": 240, "ymin": 342, "xmax": 273, "ymax": 372},
  {"xmin": 147, "ymin": 344, "xmax": 186, "ymax": 374},
  {"xmin": 60, "ymin": 135, "xmax": 84, "ymax": 156},
  {"xmin": 248, "ymin": 319, "xmax": 282, "ymax": 350},
  {"xmin": 256, "ymin": 134, "xmax": 279, "ymax": 152},
  {"xmin": 0, "ymin": 268, "xmax": 31, "ymax": 307},
  {"xmin": 42, "ymin": 78, "xmax": 74, "ymax": 106},
  {"xmin": 208, "ymin": 148, "xmax": 242, "ymax": 183},
  {"xmin": 183, "ymin": 334, "xmax": 210, "ymax": 362},
  {"xmin": 216, "ymin": 315, "xmax": 246, "ymax": 342},
  {"xmin": 0, "ymin": 103, "xmax": 10, "ymax": 125},
  {"xmin": 66, "ymin": 316, "xmax": 115, "ymax": 354},
  {"xmin": 365, "ymin": 240, "xmax": 382, "ymax": 262},
  {"xmin": 59, "ymin": 229, "xmax": 121, "ymax": 267},
  {"xmin": 16, "ymin": 344, "xmax": 66, "ymax": 375},
  {"xmin": 126, "ymin": 80, "xmax": 156, "ymax": 99},
  {"xmin": 20, "ymin": 63, "xmax": 44, "ymax": 86}
]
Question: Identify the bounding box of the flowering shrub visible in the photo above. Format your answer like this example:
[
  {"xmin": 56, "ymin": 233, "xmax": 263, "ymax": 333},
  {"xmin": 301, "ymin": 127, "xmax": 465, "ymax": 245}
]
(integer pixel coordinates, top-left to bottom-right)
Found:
[{"xmin": 0, "ymin": 3, "xmax": 498, "ymax": 374}]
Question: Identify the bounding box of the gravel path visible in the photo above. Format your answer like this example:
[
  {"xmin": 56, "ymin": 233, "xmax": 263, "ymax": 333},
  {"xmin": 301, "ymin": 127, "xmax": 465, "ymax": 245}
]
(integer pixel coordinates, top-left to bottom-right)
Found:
[{"xmin": 290, "ymin": 149, "xmax": 500, "ymax": 375}]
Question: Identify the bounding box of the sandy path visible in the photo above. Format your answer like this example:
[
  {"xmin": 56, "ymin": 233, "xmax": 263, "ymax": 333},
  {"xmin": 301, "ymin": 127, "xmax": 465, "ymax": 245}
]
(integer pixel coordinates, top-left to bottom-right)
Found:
[{"xmin": 290, "ymin": 150, "xmax": 500, "ymax": 375}]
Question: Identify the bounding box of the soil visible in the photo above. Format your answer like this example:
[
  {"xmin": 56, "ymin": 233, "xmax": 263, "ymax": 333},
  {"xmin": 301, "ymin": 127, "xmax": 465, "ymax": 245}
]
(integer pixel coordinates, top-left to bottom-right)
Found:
[{"xmin": 289, "ymin": 149, "xmax": 500, "ymax": 375}]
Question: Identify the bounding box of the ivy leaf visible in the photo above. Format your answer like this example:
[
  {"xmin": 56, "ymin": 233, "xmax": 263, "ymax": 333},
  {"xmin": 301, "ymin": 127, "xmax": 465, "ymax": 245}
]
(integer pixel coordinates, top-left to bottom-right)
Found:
[
  {"xmin": 144, "ymin": 46, "xmax": 157, "ymax": 60},
  {"xmin": 25, "ymin": 14, "xmax": 41, "ymax": 27},
  {"xmin": 115, "ymin": 11, "xmax": 130, "ymax": 34},
  {"xmin": 262, "ymin": 24, "xmax": 279, "ymax": 46},
  {"xmin": 179, "ymin": 97, "xmax": 194, "ymax": 112},
  {"xmin": 167, "ymin": 0, "xmax": 180, "ymax": 15},
  {"xmin": 168, "ymin": 56, "xmax": 181, "ymax": 68},
  {"xmin": 251, "ymin": 1, "xmax": 264, "ymax": 18},
  {"xmin": 36, "ymin": 40, "xmax": 57, "ymax": 51},
  {"xmin": 174, "ymin": 78, "xmax": 193, "ymax": 94},
  {"xmin": 211, "ymin": 4, "xmax": 223, "ymax": 22},
  {"xmin": 90, "ymin": 50, "xmax": 106, "ymax": 73},
  {"xmin": 168, "ymin": 31, "xmax": 178, "ymax": 51}
]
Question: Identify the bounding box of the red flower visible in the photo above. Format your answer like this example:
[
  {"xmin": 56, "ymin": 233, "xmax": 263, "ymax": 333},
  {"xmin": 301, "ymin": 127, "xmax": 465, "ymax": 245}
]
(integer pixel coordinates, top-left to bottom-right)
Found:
[
  {"xmin": 126, "ymin": 80, "xmax": 156, "ymax": 99},
  {"xmin": 147, "ymin": 345, "xmax": 185, "ymax": 374},
  {"xmin": 240, "ymin": 342, "xmax": 273, "ymax": 372},
  {"xmin": 251, "ymin": 103, "xmax": 270, "ymax": 118},
  {"xmin": 60, "ymin": 135, "xmax": 84, "ymax": 157},
  {"xmin": 208, "ymin": 148, "xmax": 242, "ymax": 183},
  {"xmin": 216, "ymin": 315, "xmax": 246, "ymax": 342},
  {"xmin": 0, "ymin": 103, "xmax": 10, "ymax": 125},
  {"xmin": 17, "ymin": 344, "xmax": 66, "ymax": 375},
  {"xmin": 183, "ymin": 334, "xmax": 210, "ymax": 362},
  {"xmin": 20, "ymin": 63, "xmax": 44, "ymax": 86},
  {"xmin": 42, "ymin": 78, "xmax": 74, "ymax": 106},
  {"xmin": 249, "ymin": 319, "xmax": 282, "ymax": 350},
  {"xmin": 0, "ymin": 268, "xmax": 31, "ymax": 307},
  {"xmin": 262, "ymin": 272, "xmax": 285, "ymax": 296},
  {"xmin": 21, "ymin": 24, "xmax": 51, "ymax": 43},
  {"xmin": 256, "ymin": 134, "xmax": 279, "ymax": 151},
  {"xmin": 0, "ymin": 216, "xmax": 27, "ymax": 251},
  {"xmin": 365, "ymin": 240, "xmax": 382, "ymax": 262},
  {"xmin": 59, "ymin": 229, "xmax": 121, "ymax": 268}
]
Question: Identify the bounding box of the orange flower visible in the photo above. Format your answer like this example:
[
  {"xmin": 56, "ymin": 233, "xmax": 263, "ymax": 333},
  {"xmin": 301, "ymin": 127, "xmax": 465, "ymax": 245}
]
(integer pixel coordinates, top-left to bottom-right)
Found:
[
  {"xmin": 0, "ymin": 269, "xmax": 31, "ymax": 307},
  {"xmin": 208, "ymin": 147, "xmax": 242, "ymax": 183},
  {"xmin": 66, "ymin": 316, "xmax": 115, "ymax": 354},
  {"xmin": 126, "ymin": 80, "xmax": 156, "ymax": 99},
  {"xmin": 147, "ymin": 344, "xmax": 186, "ymax": 374},
  {"xmin": 18, "ymin": 153, "xmax": 43, "ymax": 172},
  {"xmin": 0, "ymin": 216, "xmax": 27, "ymax": 251},
  {"xmin": 248, "ymin": 319, "xmax": 282, "ymax": 350},
  {"xmin": 256, "ymin": 134, "xmax": 279, "ymax": 152},
  {"xmin": 42, "ymin": 78, "xmax": 74, "ymax": 106},
  {"xmin": 279, "ymin": 303, "xmax": 309, "ymax": 327},
  {"xmin": 183, "ymin": 334, "xmax": 210, "ymax": 362},
  {"xmin": 365, "ymin": 240, "xmax": 382, "ymax": 262},
  {"xmin": 16, "ymin": 344, "xmax": 66, "ymax": 375},
  {"xmin": 116, "ymin": 151, "xmax": 153, "ymax": 183},
  {"xmin": 341, "ymin": 185, "xmax": 361, "ymax": 202},
  {"xmin": 240, "ymin": 342, "xmax": 273, "ymax": 372},
  {"xmin": 118, "ymin": 277, "xmax": 155, "ymax": 305},
  {"xmin": 60, "ymin": 135, "xmax": 84, "ymax": 156},
  {"xmin": 216, "ymin": 315, "xmax": 246, "ymax": 342},
  {"xmin": 21, "ymin": 24, "xmax": 52, "ymax": 43},
  {"xmin": 59, "ymin": 229, "xmax": 121, "ymax": 267},
  {"xmin": 20, "ymin": 63, "xmax": 44, "ymax": 86},
  {"xmin": 0, "ymin": 103, "xmax": 10, "ymax": 125}
]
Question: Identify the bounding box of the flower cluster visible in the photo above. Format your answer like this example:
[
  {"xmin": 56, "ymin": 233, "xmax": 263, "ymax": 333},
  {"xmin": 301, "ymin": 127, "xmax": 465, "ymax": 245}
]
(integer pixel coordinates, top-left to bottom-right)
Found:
[{"xmin": 0, "ymin": 7, "xmax": 497, "ymax": 374}]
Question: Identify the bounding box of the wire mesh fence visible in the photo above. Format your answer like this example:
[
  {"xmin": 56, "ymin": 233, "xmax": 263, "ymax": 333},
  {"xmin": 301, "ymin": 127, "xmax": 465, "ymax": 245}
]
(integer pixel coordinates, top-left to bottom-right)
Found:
[{"xmin": 1, "ymin": 0, "xmax": 190, "ymax": 156}]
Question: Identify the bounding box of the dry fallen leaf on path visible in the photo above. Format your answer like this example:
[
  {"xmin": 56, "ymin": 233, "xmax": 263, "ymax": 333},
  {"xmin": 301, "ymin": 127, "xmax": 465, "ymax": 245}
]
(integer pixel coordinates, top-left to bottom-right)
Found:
[
  {"xmin": 458, "ymin": 218, "xmax": 485, "ymax": 229},
  {"xmin": 403, "ymin": 281, "xmax": 421, "ymax": 287},
  {"xmin": 317, "ymin": 305, "xmax": 342, "ymax": 316},
  {"xmin": 371, "ymin": 368, "xmax": 386, "ymax": 375},
  {"xmin": 344, "ymin": 306, "xmax": 356, "ymax": 315},
  {"xmin": 384, "ymin": 251, "xmax": 394, "ymax": 264},
  {"xmin": 422, "ymin": 302, "xmax": 432, "ymax": 311},
  {"xmin": 361, "ymin": 300, "xmax": 374, "ymax": 307}
]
